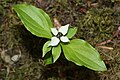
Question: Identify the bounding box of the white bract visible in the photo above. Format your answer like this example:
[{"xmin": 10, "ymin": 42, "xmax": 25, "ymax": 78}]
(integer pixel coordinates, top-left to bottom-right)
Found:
[{"xmin": 49, "ymin": 24, "xmax": 70, "ymax": 46}]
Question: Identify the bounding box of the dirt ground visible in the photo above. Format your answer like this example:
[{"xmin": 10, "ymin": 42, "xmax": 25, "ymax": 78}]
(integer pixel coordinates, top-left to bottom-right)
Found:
[{"xmin": 0, "ymin": 0, "xmax": 120, "ymax": 80}]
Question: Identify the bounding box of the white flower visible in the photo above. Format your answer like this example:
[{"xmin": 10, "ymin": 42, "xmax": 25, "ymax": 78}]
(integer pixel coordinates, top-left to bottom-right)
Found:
[{"xmin": 49, "ymin": 24, "xmax": 70, "ymax": 46}]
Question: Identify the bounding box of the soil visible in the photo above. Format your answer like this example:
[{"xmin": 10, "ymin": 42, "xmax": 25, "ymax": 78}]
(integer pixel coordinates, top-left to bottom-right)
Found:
[{"xmin": 0, "ymin": 0, "xmax": 120, "ymax": 80}]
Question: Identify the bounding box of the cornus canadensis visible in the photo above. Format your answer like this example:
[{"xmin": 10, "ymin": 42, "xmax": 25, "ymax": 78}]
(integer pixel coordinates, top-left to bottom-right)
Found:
[{"xmin": 49, "ymin": 24, "xmax": 70, "ymax": 46}]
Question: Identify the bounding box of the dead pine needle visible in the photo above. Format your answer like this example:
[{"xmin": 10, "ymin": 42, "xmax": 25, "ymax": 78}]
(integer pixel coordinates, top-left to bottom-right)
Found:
[{"xmin": 97, "ymin": 46, "xmax": 113, "ymax": 50}]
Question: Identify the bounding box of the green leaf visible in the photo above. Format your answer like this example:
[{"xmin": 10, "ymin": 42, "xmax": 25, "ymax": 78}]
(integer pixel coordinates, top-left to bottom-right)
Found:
[
  {"xmin": 52, "ymin": 45, "xmax": 61, "ymax": 63},
  {"xmin": 44, "ymin": 52, "xmax": 53, "ymax": 65},
  {"xmin": 42, "ymin": 41, "xmax": 51, "ymax": 57},
  {"xmin": 66, "ymin": 27, "xmax": 77, "ymax": 38},
  {"xmin": 61, "ymin": 39, "xmax": 107, "ymax": 71},
  {"xmin": 13, "ymin": 4, "xmax": 53, "ymax": 39}
]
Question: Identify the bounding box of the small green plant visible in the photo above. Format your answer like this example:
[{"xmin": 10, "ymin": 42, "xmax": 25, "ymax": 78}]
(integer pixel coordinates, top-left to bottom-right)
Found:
[{"xmin": 13, "ymin": 4, "xmax": 107, "ymax": 71}]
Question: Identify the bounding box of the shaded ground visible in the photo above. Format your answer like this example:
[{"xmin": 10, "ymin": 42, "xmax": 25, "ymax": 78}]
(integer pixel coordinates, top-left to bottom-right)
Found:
[{"xmin": 0, "ymin": 0, "xmax": 120, "ymax": 80}]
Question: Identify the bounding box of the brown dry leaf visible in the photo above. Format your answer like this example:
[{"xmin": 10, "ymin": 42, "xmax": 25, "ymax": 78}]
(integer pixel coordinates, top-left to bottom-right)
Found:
[{"xmin": 53, "ymin": 18, "xmax": 61, "ymax": 29}]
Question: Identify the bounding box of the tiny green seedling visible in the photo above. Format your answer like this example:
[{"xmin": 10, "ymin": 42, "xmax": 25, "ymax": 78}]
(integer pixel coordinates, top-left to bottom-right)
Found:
[{"xmin": 13, "ymin": 4, "xmax": 107, "ymax": 71}]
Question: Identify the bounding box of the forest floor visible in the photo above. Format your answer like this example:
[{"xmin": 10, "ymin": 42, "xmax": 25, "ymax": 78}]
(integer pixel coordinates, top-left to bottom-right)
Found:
[{"xmin": 0, "ymin": 0, "xmax": 120, "ymax": 80}]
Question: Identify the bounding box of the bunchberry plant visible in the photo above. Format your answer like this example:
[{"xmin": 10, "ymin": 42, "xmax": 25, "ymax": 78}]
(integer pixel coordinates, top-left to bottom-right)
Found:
[
  {"xmin": 49, "ymin": 24, "xmax": 70, "ymax": 46},
  {"xmin": 13, "ymin": 4, "xmax": 107, "ymax": 71}
]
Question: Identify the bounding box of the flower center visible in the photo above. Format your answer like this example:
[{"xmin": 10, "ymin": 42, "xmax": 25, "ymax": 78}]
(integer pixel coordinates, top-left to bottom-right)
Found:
[{"xmin": 56, "ymin": 32, "xmax": 63, "ymax": 38}]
